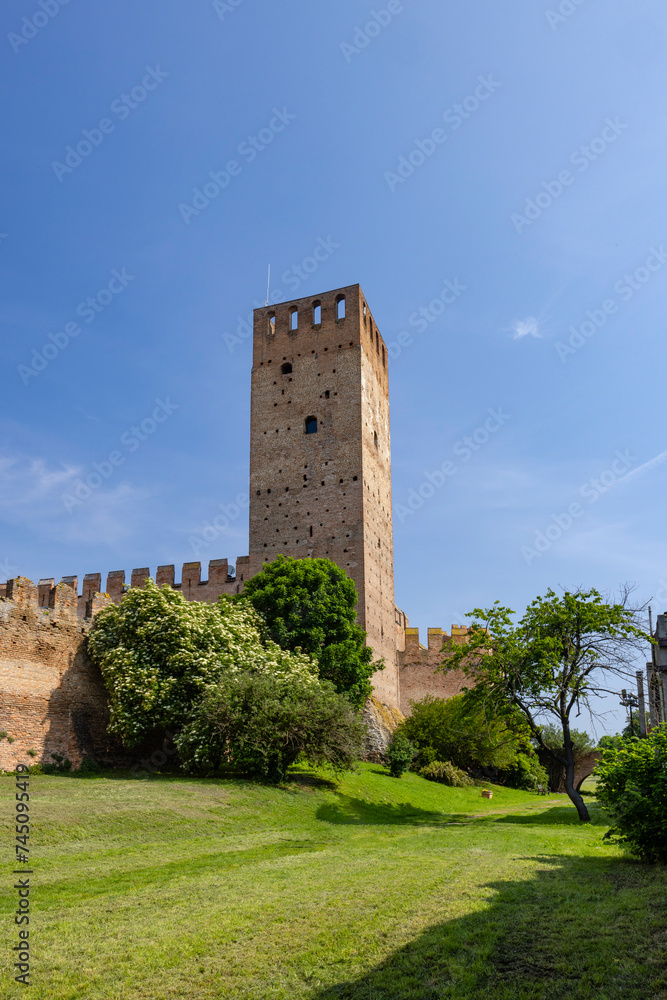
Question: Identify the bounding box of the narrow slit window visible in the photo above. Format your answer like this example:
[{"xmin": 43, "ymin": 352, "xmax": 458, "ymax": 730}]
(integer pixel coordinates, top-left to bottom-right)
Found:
[
  {"xmin": 313, "ymin": 301, "xmax": 321, "ymax": 325},
  {"xmin": 375, "ymin": 331, "xmax": 379, "ymax": 353},
  {"xmin": 281, "ymin": 362, "xmax": 292, "ymax": 375},
  {"xmin": 363, "ymin": 303, "xmax": 367, "ymax": 325},
  {"xmin": 305, "ymin": 416, "xmax": 318, "ymax": 434},
  {"xmin": 382, "ymin": 344, "xmax": 386, "ymax": 367},
  {"xmin": 290, "ymin": 308, "xmax": 298, "ymax": 331},
  {"xmin": 374, "ymin": 431, "xmax": 378, "ymax": 448},
  {"xmin": 336, "ymin": 295, "xmax": 345, "ymax": 320},
  {"xmin": 268, "ymin": 312, "xmax": 276, "ymax": 335}
]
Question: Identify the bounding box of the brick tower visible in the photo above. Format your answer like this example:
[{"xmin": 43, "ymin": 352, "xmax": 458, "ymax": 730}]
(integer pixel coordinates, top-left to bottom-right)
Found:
[{"xmin": 248, "ymin": 283, "xmax": 399, "ymax": 705}]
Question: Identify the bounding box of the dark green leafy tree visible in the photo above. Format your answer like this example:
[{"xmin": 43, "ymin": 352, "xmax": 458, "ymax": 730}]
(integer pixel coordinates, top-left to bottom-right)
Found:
[
  {"xmin": 175, "ymin": 671, "xmax": 366, "ymax": 782},
  {"xmin": 383, "ymin": 732, "xmax": 414, "ymax": 778},
  {"xmin": 596, "ymin": 725, "xmax": 667, "ymax": 862},
  {"xmin": 237, "ymin": 555, "xmax": 381, "ymax": 707},
  {"xmin": 598, "ymin": 733, "xmax": 623, "ymax": 751},
  {"xmin": 599, "ymin": 713, "xmax": 648, "ymax": 750},
  {"xmin": 443, "ymin": 588, "xmax": 648, "ymax": 821},
  {"xmin": 598, "ymin": 712, "xmax": 651, "ymax": 750},
  {"xmin": 622, "ymin": 713, "xmax": 646, "ymax": 739},
  {"xmin": 400, "ymin": 693, "xmax": 530, "ymax": 773}
]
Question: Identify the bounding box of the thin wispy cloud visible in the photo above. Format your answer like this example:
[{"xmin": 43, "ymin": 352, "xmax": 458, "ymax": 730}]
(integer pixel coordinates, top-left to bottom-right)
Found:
[
  {"xmin": 0, "ymin": 451, "xmax": 157, "ymax": 546},
  {"xmin": 615, "ymin": 449, "xmax": 667, "ymax": 488},
  {"xmin": 511, "ymin": 316, "xmax": 542, "ymax": 340}
]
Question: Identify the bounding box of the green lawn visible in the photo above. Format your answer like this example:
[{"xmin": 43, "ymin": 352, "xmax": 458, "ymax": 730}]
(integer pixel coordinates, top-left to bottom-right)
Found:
[{"xmin": 1, "ymin": 765, "xmax": 666, "ymax": 999}]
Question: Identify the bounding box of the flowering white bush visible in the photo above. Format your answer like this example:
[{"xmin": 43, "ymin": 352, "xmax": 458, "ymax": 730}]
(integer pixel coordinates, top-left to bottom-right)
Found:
[{"xmin": 88, "ymin": 580, "xmax": 316, "ymax": 747}]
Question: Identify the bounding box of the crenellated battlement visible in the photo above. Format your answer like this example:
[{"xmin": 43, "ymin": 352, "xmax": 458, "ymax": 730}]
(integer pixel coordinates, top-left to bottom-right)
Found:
[
  {"xmin": 0, "ymin": 575, "xmax": 114, "ymax": 621},
  {"xmin": 398, "ymin": 624, "xmax": 471, "ymax": 716},
  {"xmin": 0, "ymin": 555, "xmax": 251, "ymax": 618},
  {"xmin": 403, "ymin": 625, "xmax": 470, "ymax": 653}
]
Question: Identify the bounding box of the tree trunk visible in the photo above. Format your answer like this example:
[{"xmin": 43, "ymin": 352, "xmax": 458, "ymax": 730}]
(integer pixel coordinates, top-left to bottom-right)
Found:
[
  {"xmin": 537, "ymin": 751, "xmax": 566, "ymax": 793},
  {"xmin": 563, "ymin": 736, "xmax": 590, "ymax": 822}
]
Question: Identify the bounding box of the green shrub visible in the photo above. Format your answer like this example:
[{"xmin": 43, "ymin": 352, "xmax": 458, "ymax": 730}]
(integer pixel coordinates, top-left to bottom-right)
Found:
[
  {"xmin": 410, "ymin": 745, "xmax": 438, "ymax": 772},
  {"xmin": 596, "ymin": 725, "xmax": 667, "ymax": 863},
  {"xmin": 497, "ymin": 753, "xmax": 549, "ymax": 791},
  {"xmin": 43, "ymin": 753, "xmax": 72, "ymax": 775},
  {"xmin": 79, "ymin": 757, "xmax": 102, "ymax": 774},
  {"xmin": 419, "ymin": 760, "xmax": 474, "ymax": 787},
  {"xmin": 383, "ymin": 732, "xmax": 415, "ymax": 778},
  {"xmin": 401, "ymin": 694, "xmax": 528, "ymax": 772},
  {"xmin": 176, "ymin": 671, "xmax": 365, "ymax": 783}
]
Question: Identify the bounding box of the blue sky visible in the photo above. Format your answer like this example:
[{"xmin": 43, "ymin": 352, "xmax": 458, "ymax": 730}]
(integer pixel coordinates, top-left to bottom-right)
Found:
[{"xmin": 2, "ymin": 0, "xmax": 666, "ymax": 736}]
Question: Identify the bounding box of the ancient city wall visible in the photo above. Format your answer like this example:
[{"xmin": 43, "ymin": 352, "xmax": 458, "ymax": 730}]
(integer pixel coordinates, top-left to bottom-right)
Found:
[
  {"xmin": 398, "ymin": 626, "xmax": 471, "ymax": 716},
  {"xmin": 0, "ymin": 577, "xmax": 128, "ymax": 771},
  {"xmin": 0, "ymin": 568, "xmax": 469, "ymax": 770},
  {"xmin": 0, "ymin": 557, "xmax": 250, "ymax": 617}
]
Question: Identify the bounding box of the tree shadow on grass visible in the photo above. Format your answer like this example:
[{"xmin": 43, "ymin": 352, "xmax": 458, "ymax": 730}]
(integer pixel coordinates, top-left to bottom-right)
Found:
[
  {"xmin": 316, "ymin": 795, "xmax": 465, "ymax": 827},
  {"xmin": 280, "ymin": 771, "xmax": 339, "ymax": 792},
  {"xmin": 316, "ymin": 794, "xmax": 591, "ymax": 829},
  {"xmin": 310, "ymin": 855, "xmax": 667, "ymax": 1000},
  {"xmin": 493, "ymin": 805, "xmax": 609, "ymax": 827}
]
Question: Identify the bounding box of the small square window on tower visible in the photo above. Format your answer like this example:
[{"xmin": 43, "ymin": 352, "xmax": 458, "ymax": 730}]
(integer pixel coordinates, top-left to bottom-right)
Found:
[{"xmin": 305, "ymin": 416, "xmax": 318, "ymax": 434}]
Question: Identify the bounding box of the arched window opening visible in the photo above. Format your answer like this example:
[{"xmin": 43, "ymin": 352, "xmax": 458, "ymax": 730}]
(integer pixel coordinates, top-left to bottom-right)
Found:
[
  {"xmin": 363, "ymin": 303, "xmax": 367, "ymax": 325},
  {"xmin": 382, "ymin": 344, "xmax": 386, "ymax": 367},
  {"xmin": 374, "ymin": 431, "xmax": 378, "ymax": 448},
  {"xmin": 268, "ymin": 312, "xmax": 276, "ymax": 335},
  {"xmin": 375, "ymin": 331, "xmax": 379, "ymax": 353},
  {"xmin": 290, "ymin": 308, "xmax": 298, "ymax": 331},
  {"xmin": 312, "ymin": 301, "xmax": 321, "ymax": 325},
  {"xmin": 281, "ymin": 362, "xmax": 292, "ymax": 375},
  {"xmin": 305, "ymin": 416, "xmax": 318, "ymax": 435},
  {"xmin": 336, "ymin": 295, "xmax": 346, "ymax": 320}
]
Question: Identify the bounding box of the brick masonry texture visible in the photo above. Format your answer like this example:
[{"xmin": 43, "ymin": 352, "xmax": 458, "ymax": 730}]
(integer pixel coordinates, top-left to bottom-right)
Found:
[
  {"xmin": 248, "ymin": 284, "xmax": 399, "ymax": 704},
  {"xmin": 0, "ymin": 283, "xmax": 472, "ymax": 765},
  {"xmin": 0, "ymin": 578, "xmax": 128, "ymax": 771},
  {"xmin": 398, "ymin": 626, "xmax": 471, "ymax": 716}
]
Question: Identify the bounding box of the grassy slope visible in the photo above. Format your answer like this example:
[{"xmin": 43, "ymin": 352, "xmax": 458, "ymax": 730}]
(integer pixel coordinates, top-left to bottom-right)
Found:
[{"xmin": 1, "ymin": 765, "xmax": 665, "ymax": 1000}]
